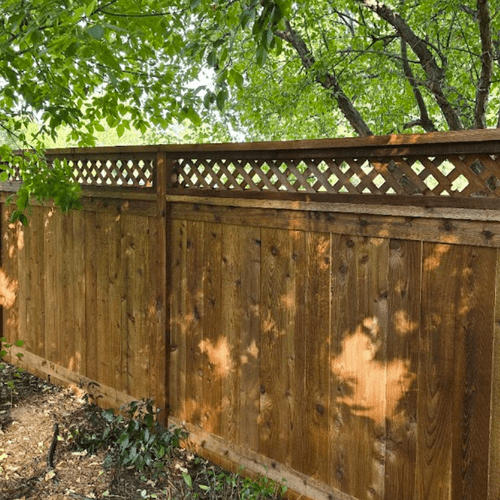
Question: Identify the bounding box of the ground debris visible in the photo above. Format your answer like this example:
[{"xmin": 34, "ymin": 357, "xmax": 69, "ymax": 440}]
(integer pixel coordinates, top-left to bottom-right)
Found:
[{"xmin": 0, "ymin": 363, "xmax": 285, "ymax": 500}]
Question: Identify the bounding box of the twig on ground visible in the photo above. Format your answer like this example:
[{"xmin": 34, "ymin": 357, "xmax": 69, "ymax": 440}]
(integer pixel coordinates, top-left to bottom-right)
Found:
[{"xmin": 47, "ymin": 422, "xmax": 59, "ymax": 469}]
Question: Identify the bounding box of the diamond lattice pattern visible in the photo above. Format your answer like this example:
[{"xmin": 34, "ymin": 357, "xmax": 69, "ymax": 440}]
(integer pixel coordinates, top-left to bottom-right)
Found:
[{"xmin": 176, "ymin": 155, "xmax": 500, "ymax": 197}]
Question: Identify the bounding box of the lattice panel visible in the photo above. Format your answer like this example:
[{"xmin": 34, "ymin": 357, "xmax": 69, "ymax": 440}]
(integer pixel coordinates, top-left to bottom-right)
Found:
[
  {"xmin": 69, "ymin": 158, "xmax": 155, "ymax": 187},
  {"xmin": 1, "ymin": 157, "xmax": 155, "ymax": 188},
  {"xmin": 175, "ymin": 154, "xmax": 500, "ymax": 197}
]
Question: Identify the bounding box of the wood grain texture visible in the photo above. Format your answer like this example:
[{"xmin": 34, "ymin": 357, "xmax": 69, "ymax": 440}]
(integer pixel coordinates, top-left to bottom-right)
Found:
[
  {"xmin": 29, "ymin": 208, "xmax": 45, "ymax": 358},
  {"xmin": 185, "ymin": 221, "xmax": 205, "ymax": 426},
  {"xmin": 44, "ymin": 209, "xmax": 57, "ymax": 365},
  {"xmin": 134, "ymin": 215, "xmax": 151, "ymax": 399},
  {"xmin": 18, "ymin": 213, "xmax": 29, "ymax": 354},
  {"xmin": 201, "ymin": 222, "xmax": 223, "ymax": 435},
  {"xmin": 2, "ymin": 208, "xmax": 20, "ymax": 342},
  {"xmin": 84, "ymin": 210, "xmax": 98, "ymax": 381},
  {"xmin": 450, "ymin": 246, "xmax": 495, "ymax": 500},
  {"xmin": 302, "ymin": 232, "xmax": 331, "ymax": 482},
  {"xmin": 259, "ymin": 228, "xmax": 296, "ymax": 466},
  {"xmin": 220, "ymin": 224, "xmax": 261, "ymax": 447},
  {"xmin": 289, "ymin": 230, "xmax": 307, "ymax": 475},
  {"xmin": 170, "ymin": 203, "xmax": 500, "ymax": 248},
  {"xmin": 330, "ymin": 235, "xmax": 389, "ymax": 500},
  {"xmin": 96, "ymin": 212, "xmax": 112, "ymax": 389},
  {"xmin": 108, "ymin": 212, "xmax": 123, "ymax": 392},
  {"xmin": 170, "ymin": 219, "xmax": 187, "ymax": 419},
  {"xmin": 418, "ymin": 243, "xmax": 457, "ymax": 500},
  {"xmin": 72, "ymin": 209, "xmax": 86, "ymax": 375},
  {"xmin": 489, "ymin": 248, "xmax": 500, "ymax": 500},
  {"xmin": 166, "ymin": 191, "xmax": 500, "ymax": 220},
  {"xmin": 385, "ymin": 239, "xmax": 421, "ymax": 500}
]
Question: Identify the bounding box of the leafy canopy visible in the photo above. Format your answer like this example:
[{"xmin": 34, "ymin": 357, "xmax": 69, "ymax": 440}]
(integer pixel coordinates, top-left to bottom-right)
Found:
[{"xmin": 1, "ymin": 0, "xmax": 499, "ymax": 217}]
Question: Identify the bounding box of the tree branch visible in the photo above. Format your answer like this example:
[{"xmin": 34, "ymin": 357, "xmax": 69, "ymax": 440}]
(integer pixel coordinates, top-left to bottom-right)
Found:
[
  {"xmin": 401, "ymin": 39, "xmax": 437, "ymax": 132},
  {"xmin": 474, "ymin": 0, "xmax": 493, "ymax": 128},
  {"xmin": 358, "ymin": 0, "xmax": 463, "ymax": 130},
  {"xmin": 275, "ymin": 21, "xmax": 373, "ymax": 136}
]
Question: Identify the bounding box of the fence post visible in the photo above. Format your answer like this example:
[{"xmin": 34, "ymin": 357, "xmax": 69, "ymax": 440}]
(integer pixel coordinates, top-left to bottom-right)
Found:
[{"xmin": 155, "ymin": 150, "xmax": 176, "ymax": 425}]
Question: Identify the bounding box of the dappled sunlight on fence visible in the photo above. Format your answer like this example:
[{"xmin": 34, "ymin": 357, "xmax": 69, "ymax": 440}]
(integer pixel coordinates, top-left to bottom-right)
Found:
[{"xmin": 3, "ymin": 131, "xmax": 500, "ymax": 500}]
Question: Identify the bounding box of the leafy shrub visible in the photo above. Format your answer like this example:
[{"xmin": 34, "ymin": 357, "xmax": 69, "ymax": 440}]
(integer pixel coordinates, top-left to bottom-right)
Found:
[{"xmin": 70, "ymin": 398, "xmax": 185, "ymax": 474}]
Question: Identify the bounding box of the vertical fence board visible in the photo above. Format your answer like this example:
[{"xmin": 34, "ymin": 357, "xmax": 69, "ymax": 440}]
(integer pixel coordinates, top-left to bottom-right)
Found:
[
  {"xmin": 170, "ymin": 219, "xmax": 187, "ymax": 419},
  {"xmin": 451, "ymin": 246, "xmax": 495, "ymax": 500},
  {"xmin": 184, "ymin": 221, "xmax": 204, "ymax": 426},
  {"xmin": 3, "ymin": 208, "xmax": 19, "ymax": 342},
  {"xmin": 108, "ymin": 213, "xmax": 123, "ymax": 392},
  {"xmin": 60, "ymin": 213, "xmax": 75, "ymax": 371},
  {"xmin": 418, "ymin": 243, "xmax": 458, "ymax": 500},
  {"xmin": 303, "ymin": 232, "xmax": 331, "ymax": 482},
  {"xmin": 290, "ymin": 231, "xmax": 307, "ymax": 475},
  {"xmin": 489, "ymin": 249, "xmax": 500, "ymax": 500},
  {"xmin": 260, "ymin": 228, "xmax": 296, "ymax": 465},
  {"xmin": 330, "ymin": 235, "xmax": 389, "ymax": 499},
  {"xmin": 236, "ymin": 227, "xmax": 261, "ymax": 451},
  {"xmin": 44, "ymin": 210, "xmax": 57, "ymax": 364},
  {"xmin": 84, "ymin": 211, "xmax": 98, "ymax": 381},
  {"xmin": 32, "ymin": 208, "xmax": 46, "ymax": 358},
  {"xmin": 22, "ymin": 214, "xmax": 33, "ymax": 355},
  {"xmin": 72, "ymin": 210, "xmax": 86, "ymax": 375},
  {"xmin": 385, "ymin": 239, "xmax": 421, "ymax": 500},
  {"xmin": 96, "ymin": 212, "xmax": 112, "ymax": 390},
  {"xmin": 133, "ymin": 215, "xmax": 151, "ymax": 399},
  {"xmin": 17, "ymin": 221, "xmax": 27, "ymax": 355},
  {"xmin": 201, "ymin": 223, "xmax": 223, "ymax": 435},
  {"xmin": 120, "ymin": 215, "xmax": 131, "ymax": 395},
  {"xmin": 220, "ymin": 224, "xmax": 261, "ymax": 447},
  {"xmin": 220, "ymin": 224, "xmax": 240, "ymax": 446},
  {"xmin": 147, "ymin": 216, "xmax": 162, "ymax": 412}
]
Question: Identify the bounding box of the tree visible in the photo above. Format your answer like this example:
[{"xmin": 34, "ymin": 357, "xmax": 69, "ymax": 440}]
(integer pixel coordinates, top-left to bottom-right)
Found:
[
  {"xmin": 0, "ymin": 0, "xmax": 205, "ymax": 219},
  {"xmin": 187, "ymin": 0, "xmax": 500, "ymax": 139},
  {"xmin": 1, "ymin": 0, "xmax": 499, "ymax": 218}
]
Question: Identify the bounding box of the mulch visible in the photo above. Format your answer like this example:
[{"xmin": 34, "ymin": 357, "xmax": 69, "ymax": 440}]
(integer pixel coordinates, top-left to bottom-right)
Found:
[{"xmin": 0, "ymin": 363, "xmax": 223, "ymax": 500}]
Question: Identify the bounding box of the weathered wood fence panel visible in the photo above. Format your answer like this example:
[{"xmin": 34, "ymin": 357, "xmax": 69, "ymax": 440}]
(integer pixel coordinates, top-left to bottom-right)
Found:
[
  {"xmin": 1, "ymin": 196, "xmax": 167, "ymax": 412},
  {"xmin": 167, "ymin": 197, "xmax": 497, "ymax": 500},
  {"xmin": 2, "ymin": 130, "xmax": 500, "ymax": 500}
]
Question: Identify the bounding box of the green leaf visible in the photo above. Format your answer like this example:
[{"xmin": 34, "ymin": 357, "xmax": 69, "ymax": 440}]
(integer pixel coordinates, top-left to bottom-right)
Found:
[
  {"xmin": 18, "ymin": 214, "xmax": 28, "ymax": 226},
  {"xmin": 256, "ymin": 44, "xmax": 268, "ymax": 66},
  {"xmin": 182, "ymin": 472, "xmax": 192, "ymax": 488},
  {"xmin": 116, "ymin": 124, "xmax": 125, "ymax": 138},
  {"xmin": 230, "ymin": 69, "xmax": 244, "ymax": 89},
  {"xmin": 265, "ymin": 29, "xmax": 274, "ymax": 48},
  {"xmin": 216, "ymin": 89, "xmax": 228, "ymax": 112},
  {"xmin": 0, "ymin": 171, "xmax": 9, "ymax": 182},
  {"xmin": 85, "ymin": 0, "xmax": 97, "ymax": 16},
  {"xmin": 207, "ymin": 50, "xmax": 217, "ymax": 68},
  {"xmin": 87, "ymin": 25, "xmax": 105, "ymax": 40},
  {"xmin": 186, "ymin": 107, "xmax": 201, "ymax": 126}
]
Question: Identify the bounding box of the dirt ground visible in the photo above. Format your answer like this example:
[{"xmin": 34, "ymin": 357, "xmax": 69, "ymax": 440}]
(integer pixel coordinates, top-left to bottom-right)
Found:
[{"xmin": 0, "ymin": 363, "xmax": 284, "ymax": 500}]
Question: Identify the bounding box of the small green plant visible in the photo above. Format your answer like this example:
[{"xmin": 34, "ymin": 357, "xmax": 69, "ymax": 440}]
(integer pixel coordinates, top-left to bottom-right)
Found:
[
  {"xmin": 0, "ymin": 337, "xmax": 24, "ymax": 393},
  {"xmin": 197, "ymin": 465, "xmax": 287, "ymax": 500},
  {"xmin": 70, "ymin": 398, "xmax": 185, "ymax": 475}
]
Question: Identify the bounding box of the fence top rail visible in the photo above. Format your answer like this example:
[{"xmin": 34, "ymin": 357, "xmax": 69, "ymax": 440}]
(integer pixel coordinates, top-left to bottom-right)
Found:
[{"xmin": 31, "ymin": 128, "xmax": 500, "ymax": 158}]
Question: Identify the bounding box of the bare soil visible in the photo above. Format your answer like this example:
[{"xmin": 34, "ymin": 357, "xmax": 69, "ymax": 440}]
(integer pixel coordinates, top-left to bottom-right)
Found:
[{"xmin": 0, "ymin": 364, "xmax": 283, "ymax": 500}]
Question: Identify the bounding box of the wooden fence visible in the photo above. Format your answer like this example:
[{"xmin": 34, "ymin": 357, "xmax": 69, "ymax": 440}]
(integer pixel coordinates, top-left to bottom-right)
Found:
[{"xmin": 2, "ymin": 129, "xmax": 500, "ymax": 500}]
